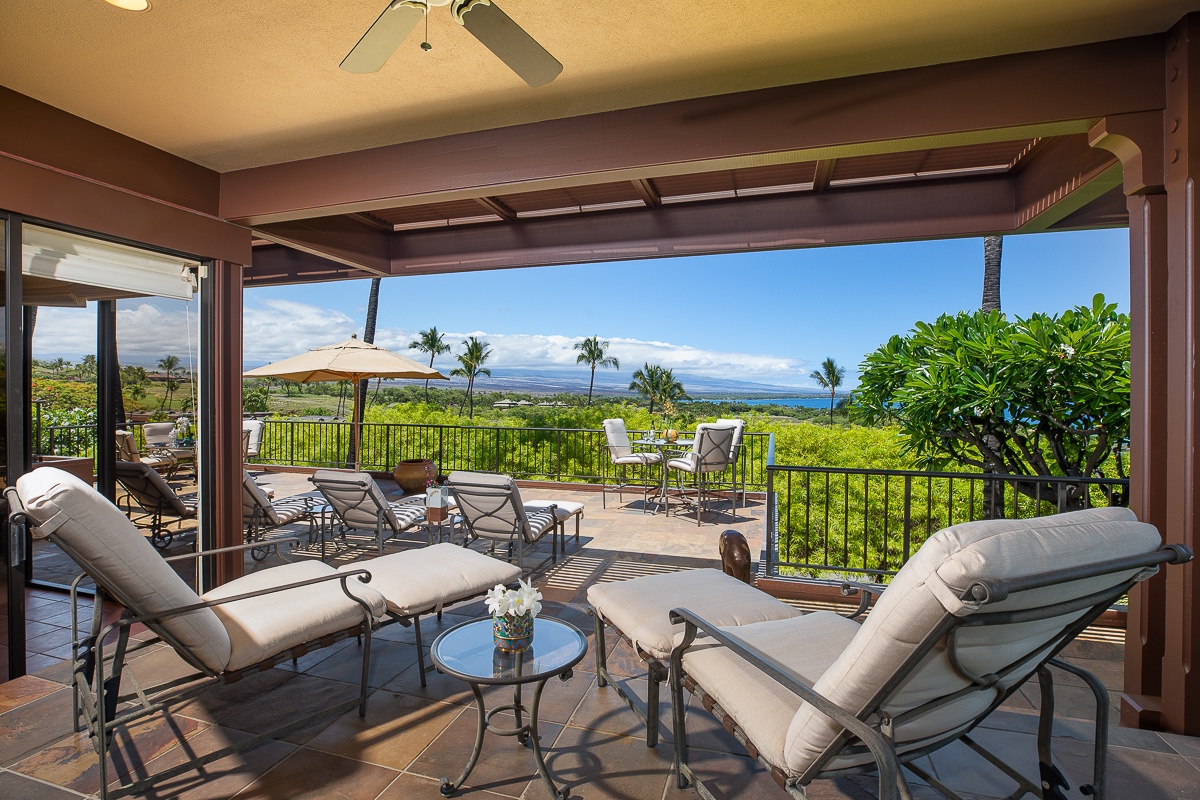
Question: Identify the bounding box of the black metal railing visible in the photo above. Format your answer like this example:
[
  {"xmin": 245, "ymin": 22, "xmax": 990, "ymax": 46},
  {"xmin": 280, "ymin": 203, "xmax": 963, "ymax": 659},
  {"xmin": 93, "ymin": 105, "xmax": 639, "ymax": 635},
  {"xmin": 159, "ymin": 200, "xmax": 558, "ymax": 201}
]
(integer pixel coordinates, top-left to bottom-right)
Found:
[
  {"xmin": 763, "ymin": 464, "xmax": 1129, "ymax": 582},
  {"xmin": 43, "ymin": 420, "xmax": 773, "ymax": 490}
]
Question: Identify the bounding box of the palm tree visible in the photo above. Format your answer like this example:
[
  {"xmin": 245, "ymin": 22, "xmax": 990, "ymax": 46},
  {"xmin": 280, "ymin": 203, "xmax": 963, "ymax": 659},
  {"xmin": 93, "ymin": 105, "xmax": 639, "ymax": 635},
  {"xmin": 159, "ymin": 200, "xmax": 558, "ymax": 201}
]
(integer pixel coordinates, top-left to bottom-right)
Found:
[
  {"xmin": 810, "ymin": 357, "xmax": 846, "ymax": 424},
  {"xmin": 348, "ymin": 277, "xmax": 382, "ymax": 467},
  {"xmin": 451, "ymin": 336, "xmax": 492, "ymax": 418},
  {"xmin": 157, "ymin": 355, "xmax": 180, "ymax": 410},
  {"xmin": 410, "ymin": 326, "xmax": 452, "ymax": 402},
  {"xmin": 628, "ymin": 363, "xmax": 665, "ymax": 413},
  {"xmin": 982, "ymin": 235, "xmax": 1002, "ymax": 312},
  {"xmin": 658, "ymin": 368, "xmax": 689, "ymax": 405},
  {"xmin": 574, "ymin": 336, "xmax": 619, "ymax": 405}
]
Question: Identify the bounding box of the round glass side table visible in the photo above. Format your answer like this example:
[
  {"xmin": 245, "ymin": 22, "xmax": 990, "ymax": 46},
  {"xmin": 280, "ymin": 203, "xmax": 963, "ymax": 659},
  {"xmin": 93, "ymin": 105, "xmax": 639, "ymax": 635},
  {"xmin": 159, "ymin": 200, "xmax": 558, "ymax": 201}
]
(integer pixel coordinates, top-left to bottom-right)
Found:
[{"xmin": 430, "ymin": 617, "xmax": 588, "ymax": 799}]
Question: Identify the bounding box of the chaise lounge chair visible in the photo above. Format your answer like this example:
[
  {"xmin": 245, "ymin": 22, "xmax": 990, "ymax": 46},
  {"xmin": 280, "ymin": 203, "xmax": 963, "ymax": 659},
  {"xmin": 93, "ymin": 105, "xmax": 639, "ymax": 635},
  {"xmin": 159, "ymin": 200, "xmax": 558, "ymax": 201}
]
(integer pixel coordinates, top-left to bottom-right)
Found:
[
  {"xmin": 115, "ymin": 428, "xmax": 177, "ymax": 477},
  {"xmin": 447, "ymin": 470, "xmax": 579, "ymax": 576},
  {"xmin": 8, "ymin": 467, "xmax": 522, "ymax": 800},
  {"xmin": 310, "ymin": 469, "xmax": 427, "ymax": 555},
  {"xmin": 592, "ymin": 507, "xmax": 1192, "ymax": 799},
  {"xmin": 241, "ymin": 469, "xmax": 318, "ymax": 560},
  {"xmin": 113, "ymin": 460, "xmax": 197, "ymax": 548}
]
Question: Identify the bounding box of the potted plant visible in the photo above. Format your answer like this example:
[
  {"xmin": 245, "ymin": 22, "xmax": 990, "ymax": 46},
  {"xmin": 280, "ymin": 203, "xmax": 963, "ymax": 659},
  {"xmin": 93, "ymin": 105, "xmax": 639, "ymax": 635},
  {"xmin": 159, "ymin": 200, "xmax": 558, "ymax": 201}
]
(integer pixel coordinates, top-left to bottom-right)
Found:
[{"xmin": 486, "ymin": 580, "xmax": 543, "ymax": 653}]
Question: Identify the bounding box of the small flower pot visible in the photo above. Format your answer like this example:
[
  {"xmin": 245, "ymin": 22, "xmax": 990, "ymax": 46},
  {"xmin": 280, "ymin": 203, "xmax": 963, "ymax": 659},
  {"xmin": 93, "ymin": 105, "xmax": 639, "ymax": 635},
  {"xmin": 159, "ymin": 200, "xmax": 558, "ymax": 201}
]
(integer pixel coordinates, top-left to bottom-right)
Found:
[{"xmin": 493, "ymin": 612, "xmax": 534, "ymax": 653}]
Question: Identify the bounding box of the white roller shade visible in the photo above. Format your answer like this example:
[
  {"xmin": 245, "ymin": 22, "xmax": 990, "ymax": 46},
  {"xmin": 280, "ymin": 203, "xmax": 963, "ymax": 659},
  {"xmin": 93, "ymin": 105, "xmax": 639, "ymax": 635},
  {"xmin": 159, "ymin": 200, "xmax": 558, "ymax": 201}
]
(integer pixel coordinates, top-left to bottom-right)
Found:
[{"xmin": 22, "ymin": 225, "xmax": 198, "ymax": 300}]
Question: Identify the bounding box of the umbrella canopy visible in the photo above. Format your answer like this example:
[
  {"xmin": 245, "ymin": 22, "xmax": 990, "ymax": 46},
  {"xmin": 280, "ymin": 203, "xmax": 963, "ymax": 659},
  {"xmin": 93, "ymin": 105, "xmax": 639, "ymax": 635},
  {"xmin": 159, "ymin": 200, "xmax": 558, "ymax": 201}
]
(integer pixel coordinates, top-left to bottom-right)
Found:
[
  {"xmin": 244, "ymin": 335, "xmax": 446, "ymax": 383},
  {"xmin": 244, "ymin": 335, "xmax": 448, "ymax": 469}
]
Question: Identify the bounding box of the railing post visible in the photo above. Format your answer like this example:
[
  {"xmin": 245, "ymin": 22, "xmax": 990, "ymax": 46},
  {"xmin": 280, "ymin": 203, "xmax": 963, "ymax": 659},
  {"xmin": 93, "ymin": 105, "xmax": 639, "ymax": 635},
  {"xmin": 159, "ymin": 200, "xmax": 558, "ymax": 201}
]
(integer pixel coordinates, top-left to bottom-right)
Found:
[
  {"xmin": 556, "ymin": 430, "xmax": 563, "ymax": 481},
  {"xmin": 902, "ymin": 476, "xmax": 912, "ymax": 563},
  {"xmin": 765, "ymin": 466, "xmax": 774, "ymax": 579},
  {"xmin": 495, "ymin": 428, "xmax": 502, "ymax": 473}
]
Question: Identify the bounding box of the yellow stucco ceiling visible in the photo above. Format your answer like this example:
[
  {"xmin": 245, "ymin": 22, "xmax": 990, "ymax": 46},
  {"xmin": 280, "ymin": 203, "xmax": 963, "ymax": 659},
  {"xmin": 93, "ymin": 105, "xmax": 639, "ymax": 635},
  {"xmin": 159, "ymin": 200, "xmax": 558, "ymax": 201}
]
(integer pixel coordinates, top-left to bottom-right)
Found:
[{"xmin": 0, "ymin": 1, "xmax": 1195, "ymax": 172}]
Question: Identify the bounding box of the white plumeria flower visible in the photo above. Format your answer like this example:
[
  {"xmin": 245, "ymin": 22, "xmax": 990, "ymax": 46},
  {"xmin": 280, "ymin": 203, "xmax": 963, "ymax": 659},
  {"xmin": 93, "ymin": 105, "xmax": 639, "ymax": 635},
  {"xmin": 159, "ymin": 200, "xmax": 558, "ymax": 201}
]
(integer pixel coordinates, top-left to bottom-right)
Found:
[{"xmin": 485, "ymin": 584, "xmax": 512, "ymax": 617}]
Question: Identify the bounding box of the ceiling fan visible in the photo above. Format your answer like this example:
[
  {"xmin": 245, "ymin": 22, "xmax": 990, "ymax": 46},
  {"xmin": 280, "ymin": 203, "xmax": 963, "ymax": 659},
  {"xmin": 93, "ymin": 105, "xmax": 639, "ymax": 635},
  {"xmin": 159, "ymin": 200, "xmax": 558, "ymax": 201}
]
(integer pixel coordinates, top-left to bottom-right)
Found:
[{"xmin": 341, "ymin": 0, "xmax": 563, "ymax": 87}]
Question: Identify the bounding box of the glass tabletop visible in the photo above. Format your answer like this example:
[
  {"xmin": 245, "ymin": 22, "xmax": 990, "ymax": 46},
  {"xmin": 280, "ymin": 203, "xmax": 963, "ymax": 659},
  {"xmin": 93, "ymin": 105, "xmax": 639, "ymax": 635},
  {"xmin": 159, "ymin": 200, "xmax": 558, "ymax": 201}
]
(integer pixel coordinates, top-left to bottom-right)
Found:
[
  {"xmin": 632, "ymin": 438, "xmax": 694, "ymax": 447},
  {"xmin": 431, "ymin": 617, "xmax": 587, "ymax": 685}
]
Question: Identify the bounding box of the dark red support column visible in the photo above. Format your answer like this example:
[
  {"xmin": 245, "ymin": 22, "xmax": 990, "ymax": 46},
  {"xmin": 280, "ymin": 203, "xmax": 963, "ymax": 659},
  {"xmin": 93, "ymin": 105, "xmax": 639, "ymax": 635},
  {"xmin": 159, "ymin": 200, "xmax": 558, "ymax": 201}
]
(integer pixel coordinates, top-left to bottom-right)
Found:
[
  {"xmin": 1091, "ymin": 111, "xmax": 1170, "ymax": 728},
  {"xmin": 199, "ymin": 260, "xmax": 245, "ymax": 589},
  {"xmin": 1159, "ymin": 15, "xmax": 1200, "ymax": 735}
]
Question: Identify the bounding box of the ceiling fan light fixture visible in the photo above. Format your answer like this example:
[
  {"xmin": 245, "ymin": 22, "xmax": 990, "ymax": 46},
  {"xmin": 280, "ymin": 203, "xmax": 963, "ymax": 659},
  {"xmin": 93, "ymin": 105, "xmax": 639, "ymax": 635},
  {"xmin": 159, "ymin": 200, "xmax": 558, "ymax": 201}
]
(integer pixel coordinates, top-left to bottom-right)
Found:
[{"xmin": 103, "ymin": 0, "xmax": 151, "ymax": 11}]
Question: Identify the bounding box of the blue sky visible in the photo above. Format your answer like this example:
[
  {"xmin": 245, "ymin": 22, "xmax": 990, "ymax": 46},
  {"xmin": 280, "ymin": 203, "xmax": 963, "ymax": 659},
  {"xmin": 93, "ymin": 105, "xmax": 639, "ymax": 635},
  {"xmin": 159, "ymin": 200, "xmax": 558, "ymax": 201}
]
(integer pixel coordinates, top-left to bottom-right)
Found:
[{"xmin": 32, "ymin": 228, "xmax": 1131, "ymax": 391}]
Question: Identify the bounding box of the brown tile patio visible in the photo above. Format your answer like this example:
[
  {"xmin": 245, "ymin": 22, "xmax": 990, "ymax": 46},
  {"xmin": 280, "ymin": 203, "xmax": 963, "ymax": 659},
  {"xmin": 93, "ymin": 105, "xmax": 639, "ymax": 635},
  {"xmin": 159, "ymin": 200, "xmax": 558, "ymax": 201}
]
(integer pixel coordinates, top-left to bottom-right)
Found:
[{"xmin": 6, "ymin": 475, "xmax": 1200, "ymax": 799}]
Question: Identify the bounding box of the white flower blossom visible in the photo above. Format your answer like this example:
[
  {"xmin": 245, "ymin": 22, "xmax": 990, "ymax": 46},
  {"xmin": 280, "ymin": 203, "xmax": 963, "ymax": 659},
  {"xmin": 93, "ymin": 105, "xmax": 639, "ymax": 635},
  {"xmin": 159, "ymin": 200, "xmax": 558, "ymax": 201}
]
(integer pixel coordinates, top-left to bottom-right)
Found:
[{"xmin": 486, "ymin": 580, "xmax": 543, "ymax": 618}]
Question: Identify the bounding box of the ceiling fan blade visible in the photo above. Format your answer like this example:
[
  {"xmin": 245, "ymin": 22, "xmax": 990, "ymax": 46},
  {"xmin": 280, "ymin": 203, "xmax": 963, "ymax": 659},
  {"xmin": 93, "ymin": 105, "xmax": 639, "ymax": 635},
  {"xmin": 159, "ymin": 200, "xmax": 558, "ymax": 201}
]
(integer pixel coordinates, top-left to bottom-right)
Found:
[
  {"xmin": 456, "ymin": 1, "xmax": 562, "ymax": 87},
  {"xmin": 340, "ymin": 1, "xmax": 426, "ymax": 74}
]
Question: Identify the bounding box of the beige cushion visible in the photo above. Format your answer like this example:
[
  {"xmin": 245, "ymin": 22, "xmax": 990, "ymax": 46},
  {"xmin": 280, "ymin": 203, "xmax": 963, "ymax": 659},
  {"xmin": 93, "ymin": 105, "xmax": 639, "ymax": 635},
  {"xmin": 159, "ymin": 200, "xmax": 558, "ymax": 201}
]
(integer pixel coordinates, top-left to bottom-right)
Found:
[
  {"xmin": 612, "ymin": 453, "xmax": 661, "ymax": 466},
  {"xmin": 523, "ymin": 499, "xmax": 584, "ymax": 521},
  {"xmin": 784, "ymin": 506, "xmax": 1163, "ymax": 776},
  {"xmin": 313, "ymin": 470, "xmax": 414, "ymax": 533},
  {"xmin": 586, "ymin": 568, "xmax": 803, "ymax": 659},
  {"xmin": 603, "ymin": 418, "xmax": 633, "ymax": 459},
  {"xmin": 203, "ymin": 561, "xmax": 386, "ymax": 672},
  {"xmin": 338, "ymin": 543, "xmax": 521, "ymax": 617},
  {"xmin": 683, "ymin": 613, "xmax": 860, "ymax": 772},
  {"xmin": 15, "ymin": 468, "xmax": 232, "ymax": 672},
  {"xmin": 242, "ymin": 470, "xmax": 281, "ymax": 525}
]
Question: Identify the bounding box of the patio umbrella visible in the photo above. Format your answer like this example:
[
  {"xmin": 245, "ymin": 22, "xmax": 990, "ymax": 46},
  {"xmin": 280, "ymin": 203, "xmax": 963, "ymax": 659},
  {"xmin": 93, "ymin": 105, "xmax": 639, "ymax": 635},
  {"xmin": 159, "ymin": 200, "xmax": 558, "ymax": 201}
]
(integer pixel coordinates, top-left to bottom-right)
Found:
[{"xmin": 244, "ymin": 335, "xmax": 447, "ymax": 469}]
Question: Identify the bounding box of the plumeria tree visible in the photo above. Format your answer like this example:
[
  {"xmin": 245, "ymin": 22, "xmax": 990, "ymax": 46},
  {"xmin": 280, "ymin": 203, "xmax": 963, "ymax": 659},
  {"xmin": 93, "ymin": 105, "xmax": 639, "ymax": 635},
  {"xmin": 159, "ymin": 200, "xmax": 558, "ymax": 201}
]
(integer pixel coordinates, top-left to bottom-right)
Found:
[{"xmin": 854, "ymin": 294, "xmax": 1130, "ymax": 513}]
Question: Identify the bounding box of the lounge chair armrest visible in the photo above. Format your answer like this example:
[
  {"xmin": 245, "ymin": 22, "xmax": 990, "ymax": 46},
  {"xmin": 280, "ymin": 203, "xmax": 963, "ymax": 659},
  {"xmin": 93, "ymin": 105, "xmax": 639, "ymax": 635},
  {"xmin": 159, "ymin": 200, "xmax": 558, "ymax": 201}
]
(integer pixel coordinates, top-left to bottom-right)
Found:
[
  {"xmin": 668, "ymin": 606, "xmax": 902, "ymax": 800},
  {"xmin": 840, "ymin": 580, "xmax": 886, "ymax": 620},
  {"xmin": 161, "ymin": 537, "xmax": 304, "ymax": 563}
]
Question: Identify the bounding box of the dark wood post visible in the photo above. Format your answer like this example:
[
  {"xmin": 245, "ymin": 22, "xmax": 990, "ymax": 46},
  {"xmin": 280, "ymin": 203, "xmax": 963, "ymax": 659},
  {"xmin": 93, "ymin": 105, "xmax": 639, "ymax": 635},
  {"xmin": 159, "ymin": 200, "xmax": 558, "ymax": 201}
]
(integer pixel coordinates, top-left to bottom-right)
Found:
[{"xmin": 199, "ymin": 260, "xmax": 245, "ymax": 590}]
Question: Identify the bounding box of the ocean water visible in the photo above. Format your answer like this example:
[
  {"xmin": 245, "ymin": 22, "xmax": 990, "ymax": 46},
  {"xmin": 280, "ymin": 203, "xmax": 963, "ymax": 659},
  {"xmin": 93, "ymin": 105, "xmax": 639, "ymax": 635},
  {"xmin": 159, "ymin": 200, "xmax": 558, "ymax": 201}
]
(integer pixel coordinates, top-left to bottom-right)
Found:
[{"xmin": 712, "ymin": 397, "xmax": 833, "ymax": 409}]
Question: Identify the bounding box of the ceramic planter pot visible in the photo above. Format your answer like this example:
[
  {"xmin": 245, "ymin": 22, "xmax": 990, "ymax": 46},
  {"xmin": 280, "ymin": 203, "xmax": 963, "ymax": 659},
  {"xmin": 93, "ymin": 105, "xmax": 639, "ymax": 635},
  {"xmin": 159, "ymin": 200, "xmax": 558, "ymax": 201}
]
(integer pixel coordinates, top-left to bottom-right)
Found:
[
  {"xmin": 393, "ymin": 458, "xmax": 437, "ymax": 493},
  {"xmin": 493, "ymin": 612, "xmax": 534, "ymax": 653}
]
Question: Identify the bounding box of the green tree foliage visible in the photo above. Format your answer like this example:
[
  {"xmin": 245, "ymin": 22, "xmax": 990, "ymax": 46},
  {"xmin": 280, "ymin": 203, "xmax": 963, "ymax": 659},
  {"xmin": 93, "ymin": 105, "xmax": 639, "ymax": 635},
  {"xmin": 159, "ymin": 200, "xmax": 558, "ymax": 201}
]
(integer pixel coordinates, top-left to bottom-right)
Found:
[
  {"xmin": 573, "ymin": 336, "xmax": 619, "ymax": 405},
  {"xmin": 854, "ymin": 294, "xmax": 1130, "ymax": 509},
  {"xmin": 410, "ymin": 326, "xmax": 452, "ymax": 403},
  {"xmin": 451, "ymin": 336, "xmax": 492, "ymax": 418},
  {"xmin": 628, "ymin": 363, "xmax": 663, "ymax": 413},
  {"xmin": 809, "ymin": 357, "xmax": 845, "ymax": 425}
]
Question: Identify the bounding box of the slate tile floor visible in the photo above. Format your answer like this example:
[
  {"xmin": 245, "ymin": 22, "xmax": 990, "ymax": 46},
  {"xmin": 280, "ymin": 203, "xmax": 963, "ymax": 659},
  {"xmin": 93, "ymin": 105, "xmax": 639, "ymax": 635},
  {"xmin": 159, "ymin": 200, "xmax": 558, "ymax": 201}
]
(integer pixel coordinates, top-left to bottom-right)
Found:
[{"xmin": 5, "ymin": 473, "xmax": 1200, "ymax": 799}]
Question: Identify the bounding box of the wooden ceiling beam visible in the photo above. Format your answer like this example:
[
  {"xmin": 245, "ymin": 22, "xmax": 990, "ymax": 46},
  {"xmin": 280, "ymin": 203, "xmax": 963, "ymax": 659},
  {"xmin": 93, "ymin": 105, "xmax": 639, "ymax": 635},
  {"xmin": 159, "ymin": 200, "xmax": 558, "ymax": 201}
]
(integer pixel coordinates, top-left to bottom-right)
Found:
[
  {"xmin": 221, "ymin": 35, "xmax": 1162, "ymax": 226},
  {"xmin": 252, "ymin": 214, "xmax": 391, "ymax": 275},
  {"xmin": 474, "ymin": 196, "xmax": 517, "ymax": 220},
  {"xmin": 632, "ymin": 178, "xmax": 661, "ymax": 207},
  {"xmin": 812, "ymin": 159, "xmax": 836, "ymax": 192},
  {"xmin": 347, "ymin": 211, "xmax": 394, "ymax": 231},
  {"xmin": 1013, "ymin": 134, "xmax": 1124, "ymax": 232},
  {"xmin": 247, "ymin": 175, "xmax": 1018, "ymax": 286}
]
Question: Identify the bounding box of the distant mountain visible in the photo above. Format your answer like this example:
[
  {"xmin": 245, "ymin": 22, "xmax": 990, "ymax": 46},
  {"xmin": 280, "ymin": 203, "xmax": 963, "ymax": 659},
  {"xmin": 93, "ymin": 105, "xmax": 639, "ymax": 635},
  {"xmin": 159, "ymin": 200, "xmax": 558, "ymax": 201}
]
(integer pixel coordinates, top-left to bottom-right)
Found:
[{"xmin": 436, "ymin": 368, "xmax": 815, "ymax": 397}]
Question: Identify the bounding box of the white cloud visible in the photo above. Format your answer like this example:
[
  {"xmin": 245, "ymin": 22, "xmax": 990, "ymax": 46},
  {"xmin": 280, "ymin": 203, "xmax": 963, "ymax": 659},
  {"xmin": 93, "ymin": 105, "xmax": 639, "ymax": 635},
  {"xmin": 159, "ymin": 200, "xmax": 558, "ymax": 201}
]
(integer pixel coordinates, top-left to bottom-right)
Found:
[{"xmin": 34, "ymin": 298, "xmax": 820, "ymax": 387}]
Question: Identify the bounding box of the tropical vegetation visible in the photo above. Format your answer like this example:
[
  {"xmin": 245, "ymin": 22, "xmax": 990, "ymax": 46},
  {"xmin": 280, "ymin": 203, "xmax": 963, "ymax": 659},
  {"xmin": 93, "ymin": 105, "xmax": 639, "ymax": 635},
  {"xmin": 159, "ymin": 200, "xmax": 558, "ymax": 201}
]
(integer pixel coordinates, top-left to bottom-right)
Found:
[
  {"xmin": 451, "ymin": 336, "xmax": 493, "ymax": 418},
  {"xmin": 809, "ymin": 357, "xmax": 845, "ymax": 425}
]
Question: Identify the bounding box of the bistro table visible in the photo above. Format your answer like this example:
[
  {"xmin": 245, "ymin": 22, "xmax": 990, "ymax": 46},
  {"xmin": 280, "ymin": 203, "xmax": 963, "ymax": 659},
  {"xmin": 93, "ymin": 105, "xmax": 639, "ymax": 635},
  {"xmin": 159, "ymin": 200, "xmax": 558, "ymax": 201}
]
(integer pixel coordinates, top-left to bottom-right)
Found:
[
  {"xmin": 431, "ymin": 617, "xmax": 588, "ymax": 799},
  {"xmin": 631, "ymin": 437, "xmax": 694, "ymax": 514}
]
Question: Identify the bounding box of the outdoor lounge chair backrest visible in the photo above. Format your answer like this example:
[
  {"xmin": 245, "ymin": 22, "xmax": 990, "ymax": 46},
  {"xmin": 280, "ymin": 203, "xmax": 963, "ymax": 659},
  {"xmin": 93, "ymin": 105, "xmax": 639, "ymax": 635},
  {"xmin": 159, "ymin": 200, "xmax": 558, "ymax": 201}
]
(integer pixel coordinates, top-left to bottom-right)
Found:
[
  {"xmin": 311, "ymin": 469, "xmax": 402, "ymax": 532},
  {"xmin": 447, "ymin": 470, "xmax": 547, "ymax": 544},
  {"xmin": 142, "ymin": 422, "xmax": 175, "ymax": 448},
  {"xmin": 603, "ymin": 418, "xmax": 633, "ymax": 459},
  {"xmin": 243, "ymin": 419, "xmax": 265, "ymax": 457},
  {"xmin": 714, "ymin": 418, "xmax": 745, "ymax": 462},
  {"xmin": 114, "ymin": 460, "xmax": 192, "ymax": 518},
  {"xmin": 114, "ymin": 429, "xmax": 141, "ymax": 462},
  {"xmin": 11, "ymin": 468, "xmax": 232, "ymax": 672},
  {"xmin": 782, "ymin": 505, "xmax": 1164, "ymax": 778},
  {"xmin": 242, "ymin": 469, "xmax": 282, "ymax": 526}
]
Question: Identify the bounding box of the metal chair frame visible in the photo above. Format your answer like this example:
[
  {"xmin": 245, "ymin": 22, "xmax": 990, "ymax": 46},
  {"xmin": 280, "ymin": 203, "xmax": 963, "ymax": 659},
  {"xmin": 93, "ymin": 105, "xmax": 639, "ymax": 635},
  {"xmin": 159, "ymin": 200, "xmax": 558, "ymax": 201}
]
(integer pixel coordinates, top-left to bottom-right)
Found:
[
  {"xmin": 5, "ymin": 488, "xmax": 378, "ymax": 800},
  {"xmin": 310, "ymin": 471, "xmax": 425, "ymax": 555},
  {"xmin": 449, "ymin": 475, "xmax": 562, "ymax": 577},
  {"xmin": 113, "ymin": 461, "xmax": 197, "ymax": 549},
  {"xmin": 668, "ymin": 544, "xmax": 1193, "ymax": 800},
  {"xmin": 667, "ymin": 424, "xmax": 737, "ymax": 526}
]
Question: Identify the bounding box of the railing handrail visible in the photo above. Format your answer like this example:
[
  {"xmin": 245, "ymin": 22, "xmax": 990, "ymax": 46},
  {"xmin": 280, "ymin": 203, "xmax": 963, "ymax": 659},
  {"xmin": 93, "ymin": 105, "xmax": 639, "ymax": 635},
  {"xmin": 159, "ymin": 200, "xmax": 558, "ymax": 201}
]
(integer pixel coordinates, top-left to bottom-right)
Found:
[{"xmin": 767, "ymin": 463, "xmax": 1126, "ymax": 484}]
